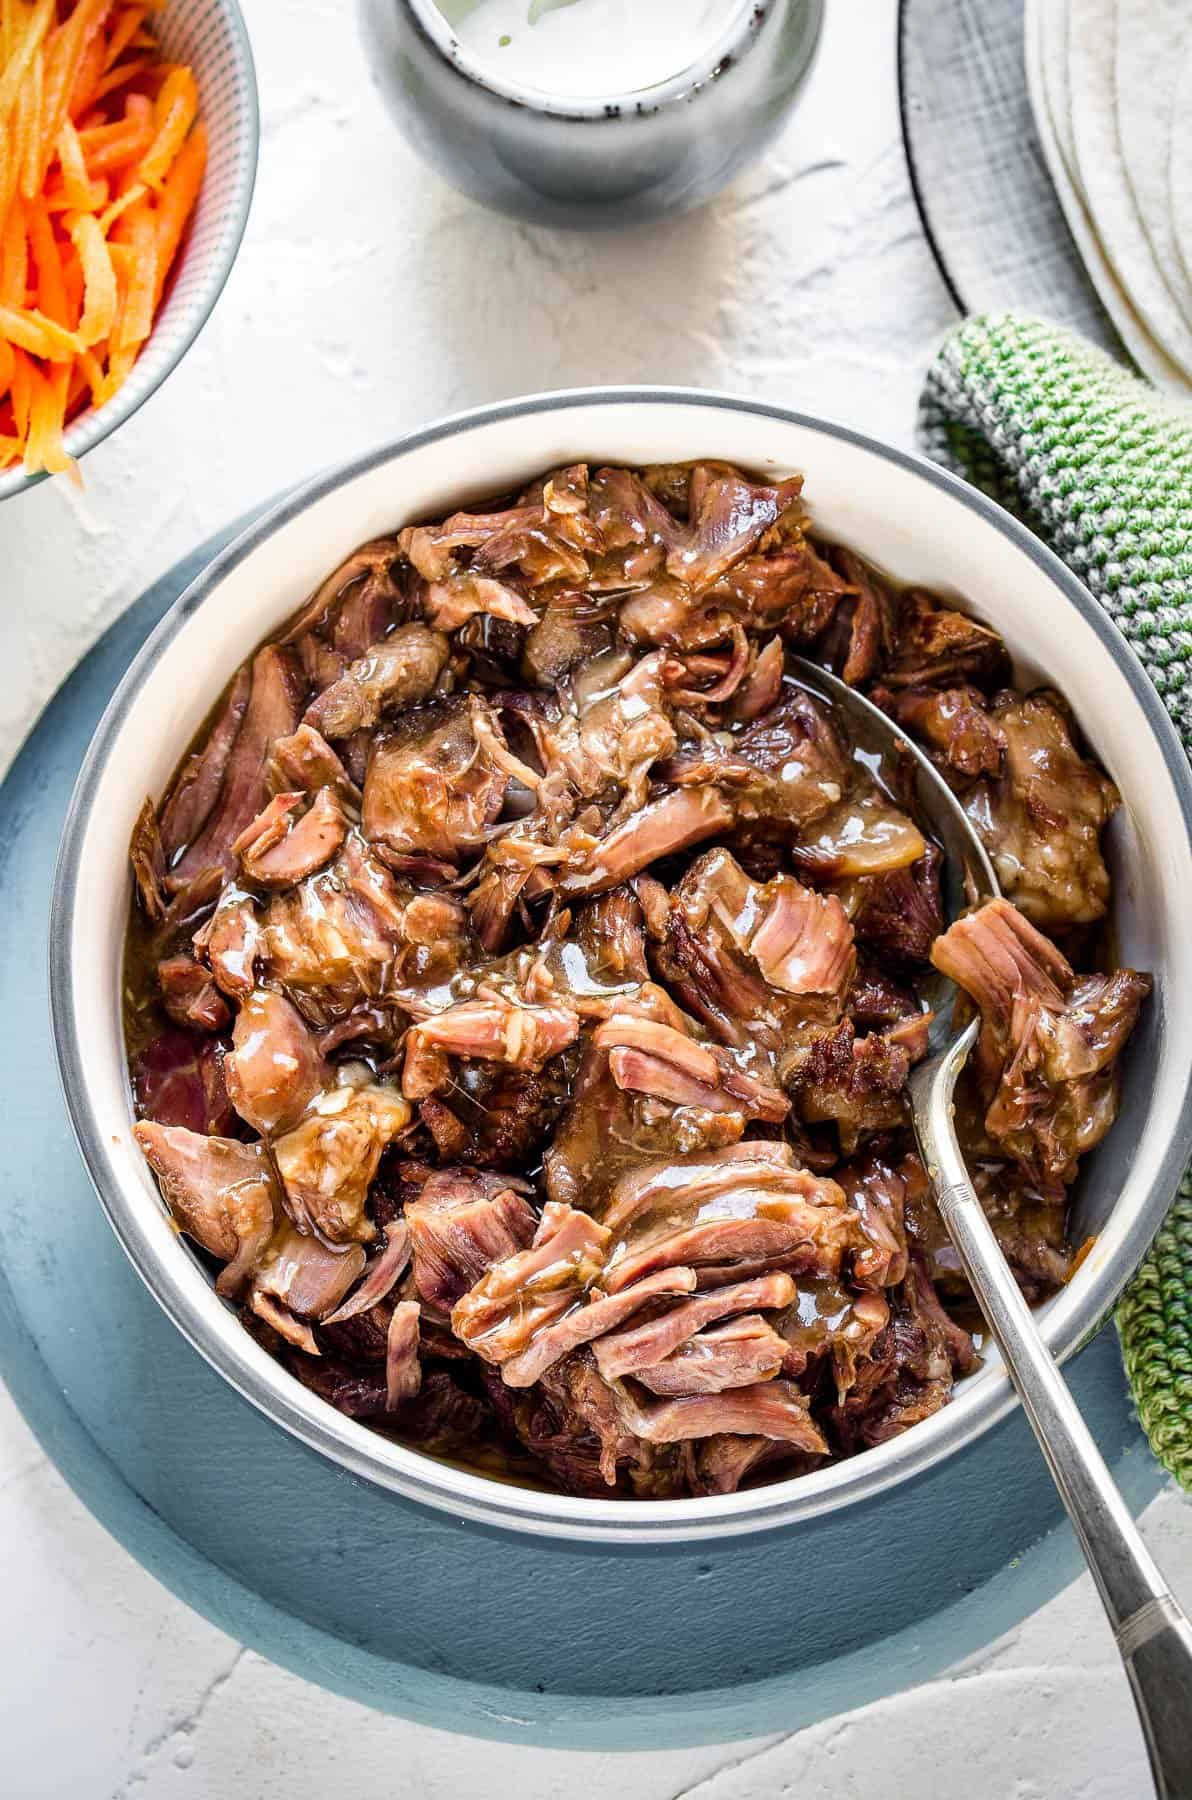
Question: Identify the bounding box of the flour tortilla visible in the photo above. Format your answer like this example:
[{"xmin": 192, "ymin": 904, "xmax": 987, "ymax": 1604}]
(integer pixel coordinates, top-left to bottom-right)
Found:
[
  {"xmin": 1039, "ymin": 0, "xmax": 1079, "ymax": 184},
  {"xmin": 1024, "ymin": 0, "xmax": 1189, "ymax": 391},
  {"xmin": 1115, "ymin": 0, "xmax": 1192, "ymax": 330},
  {"xmin": 1171, "ymin": 37, "xmax": 1192, "ymax": 301},
  {"xmin": 1068, "ymin": 0, "xmax": 1192, "ymax": 386}
]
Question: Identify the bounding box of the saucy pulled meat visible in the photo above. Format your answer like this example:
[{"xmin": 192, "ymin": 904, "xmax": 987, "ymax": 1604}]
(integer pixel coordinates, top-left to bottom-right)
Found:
[{"xmin": 124, "ymin": 461, "xmax": 1148, "ymax": 1500}]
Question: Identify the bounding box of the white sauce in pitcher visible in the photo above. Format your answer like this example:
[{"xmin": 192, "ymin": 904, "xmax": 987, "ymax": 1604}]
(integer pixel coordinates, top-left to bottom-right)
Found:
[{"xmin": 436, "ymin": 0, "xmax": 746, "ymax": 100}]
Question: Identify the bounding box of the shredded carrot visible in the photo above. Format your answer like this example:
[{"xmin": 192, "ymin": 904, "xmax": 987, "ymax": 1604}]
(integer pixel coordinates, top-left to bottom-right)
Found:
[
  {"xmin": 137, "ymin": 61, "xmax": 195, "ymax": 187},
  {"xmin": 154, "ymin": 119, "xmax": 203, "ymax": 301},
  {"xmin": 0, "ymin": 0, "xmax": 206, "ymax": 477},
  {"xmin": 0, "ymin": 197, "xmax": 27, "ymax": 307},
  {"xmin": 70, "ymin": 211, "xmax": 115, "ymax": 345}
]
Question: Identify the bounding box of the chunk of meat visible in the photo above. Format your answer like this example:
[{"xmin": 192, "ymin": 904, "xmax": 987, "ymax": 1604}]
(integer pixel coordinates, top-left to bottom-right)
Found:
[
  {"xmin": 782, "ymin": 1018, "xmax": 916, "ymax": 1155},
  {"xmin": 959, "ymin": 691, "xmax": 1119, "ymax": 929},
  {"xmin": 632, "ymin": 1314, "xmax": 791, "ymax": 1394},
  {"xmin": 262, "ymin": 831, "xmax": 468, "ymax": 1025},
  {"xmin": 873, "ymin": 683, "xmax": 1006, "ymax": 778},
  {"xmin": 659, "ymin": 689, "xmax": 850, "ymax": 839},
  {"xmin": 281, "ymin": 538, "xmax": 402, "ymax": 645},
  {"xmin": 881, "ymin": 591, "xmax": 1011, "ymax": 691},
  {"xmin": 404, "ymin": 492, "xmax": 597, "ymax": 590},
  {"xmin": 361, "ymin": 698, "xmax": 510, "ymax": 863},
  {"xmin": 305, "ymin": 623, "xmax": 450, "ymax": 739},
  {"xmin": 932, "ymin": 897, "xmax": 1148, "ymax": 1184},
  {"xmin": 130, "ymin": 799, "xmax": 167, "ymax": 920},
  {"xmin": 156, "ymin": 954, "xmax": 230, "ymax": 1032},
  {"xmin": 593, "ymin": 1013, "xmax": 789, "ymax": 1123},
  {"xmin": 234, "ymin": 787, "xmax": 349, "ymax": 887},
  {"xmin": 386, "ymin": 1301, "xmax": 422, "ymax": 1407},
  {"xmin": 476, "ymin": 1265, "xmax": 699, "ymax": 1389},
  {"xmin": 159, "ymin": 667, "xmax": 253, "ymax": 860},
  {"xmin": 819, "ymin": 548, "xmax": 899, "ymax": 687},
  {"xmin": 268, "ymin": 724, "xmax": 360, "ymax": 804},
  {"xmin": 130, "ymin": 1028, "xmax": 236, "ymax": 1136},
  {"xmin": 452, "ymin": 1199, "xmax": 611, "ymax": 1364},
  {"xmin": 594, "ymin": 1272, "xmax": 796, "ymax": 1379},
  {"xmin": 651, "ymin": 848, "xmax": 855, "ymax": 1050},
  {"xmin": 133, "ymin": 1121, "xmax": 277, "ymax": 1297},
  {"xmin": 406, "ymin": 1169, "xmax": 538, "ymax": 1308},
  {"xmin": 197, "ymin": 887, "xmax": 261, "ymax": 1000},
  {"xmin": 402, "ymin": 995, "xmax": 579, "ymax": 1100},
  {"xmin": 835, "ymin": 1155, "xmax": 911, "ymax": 1288},
  {"xmin": 251, "ymin": 1226, "xmax": 367, "ymax": 1324},
  {"xmin": 224, "ymin": 988, "xmax": 326, "ymax": 1136},
  {"xmin": 167, "ymin": 647, "xmax": 304, "ymax": 888},
  {"xmin": 613, "ymin": 1378, "xmax": 827, "ymax": 1451},
  {"xmin": 556, "ymin": 786, "xmax": 734, "ymax": 899},
  {"xmin": 273, "ymin": 1079, "xmax": 412, "ymax": 1243},
  {"xmin": 842, "ymin": 845, "xmax": 944, "ymax": 969}
]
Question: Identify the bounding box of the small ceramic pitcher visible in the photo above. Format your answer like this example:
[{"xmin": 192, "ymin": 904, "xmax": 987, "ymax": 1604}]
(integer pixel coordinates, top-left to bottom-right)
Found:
[{"xmin": 359, "ymin": 0, "xmax": 824, "ymax": 229}]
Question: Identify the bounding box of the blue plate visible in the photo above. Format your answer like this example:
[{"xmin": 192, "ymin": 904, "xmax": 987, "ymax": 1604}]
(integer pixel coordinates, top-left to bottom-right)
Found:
[{"xmin": 0, "ymin": 521, "xmax": 1164, "ymax": 1748}]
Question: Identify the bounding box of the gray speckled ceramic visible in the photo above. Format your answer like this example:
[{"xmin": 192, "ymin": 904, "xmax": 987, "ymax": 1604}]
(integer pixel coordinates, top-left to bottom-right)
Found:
[{"xmin": 358, "ymin": 0, "xmax": 823, "ymax": 227}]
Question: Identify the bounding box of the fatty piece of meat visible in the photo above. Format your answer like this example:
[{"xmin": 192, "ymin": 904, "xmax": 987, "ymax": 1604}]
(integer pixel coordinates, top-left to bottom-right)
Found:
[
  {"xmin": 836, "ymin": 1155, "xmax": 911, "ymax": 1289},
  {"xmin": 959, "ymin": 691, "xmax": 1119, "ymax": 930},
  {"xmin": 631, "ymin": 1314, "xmax": 791, "ymax": 1395},
  {"xmin": 130, "ymin": 800, "xmax": 168, "ymax": 919},
  {"xmin": 818, "ymin": 547, "xmax": 899, "ymax": 687},
  {"xmin": 167, "ymin": 647, "xmax": 304, "ymax": 889},
  {"xmin": 361, "ymin": 697, "xmax": 510, "ymax": 863},
  {"xmin": 932, "ymin": 897, "xmax": 1148, "ymax": 1184},
  {"xmin": 450, "ymin": 1200, "xmax": 611, "ymax": 1363},
  {"xmin": 156, "ymin": 954, "xmax": 230, "ymax": 1032},
  {"xmin": 134, "ymin": 1121, "xmax": 277, "ymax": 1297},
  {"xmin": 280, "ymin": 538, "xmax": 403, "ymax": 646},
  {"xmin": 613, "ymin": 1377, "xmax": 828, "ymax": 1451},
  {"xmin": 385, "ymin": 1300, "xmax": 422, "ymax": 1407},
  {"xmin": 658, "ymin": 689, "xmax": 851, "ymax": 839},
  {"xmin": 496, "ymin": 1266, "xmax": 699, "ymax": 1388},
  {"xmin": 273, "ymin": 1079, "xmax": 411, "ymax": 1243},
  {"xmin": 594, "ymin": 1271, "xmax": 796, "ymax": 1379},
  {"xmin": 268, "ymin": 724, "xmax": 361, "ymax": 804},
  {"xmin": 224, "ymin": 988, "xmax": 326, "ymax": 1136},
  {"xmin": 305, "ymin": 623, "xmax": 450, "ymax": 739},
  {"xmin": 401, "ymin": 995, "xmax": 580, "ymax": 1101},
  {"xmin": 198, "ymin": 887, "xmax": 261, "ymax": 1000},
  {"xmin": 873, "ymin": 683, "xmax": 1006, "ymax": 779},
  {"xmin": 261, "ymin": 831, "xmax": 467, "ymax": 1025},
  {"xmin": 407, "ymin": 1169, "xmax": 538, "ymax": 1308},
  {"xmin": 603, "ymin": 1189, "xmax": 859, "ymax": 1295},
  {"xmin": 234, "ymin": 787, "xmax": 349, "ymax": 887},
  {"xmin": 159, "ymin": 667, "xmax": 252, "ymax": 860},
  {"xmin": 653, "ymin": 847, "xmax": 855, "ymax": 1050}
]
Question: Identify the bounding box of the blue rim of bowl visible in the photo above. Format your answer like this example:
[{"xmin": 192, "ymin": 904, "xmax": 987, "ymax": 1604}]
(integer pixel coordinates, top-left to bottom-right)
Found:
[
  {"xmin": 48, "ymin": 385, "xmax": 1192, "ymax": 1544},
  {"xmin": 0, "ymin": 0, "xmax": 260, "ymax": 506}
]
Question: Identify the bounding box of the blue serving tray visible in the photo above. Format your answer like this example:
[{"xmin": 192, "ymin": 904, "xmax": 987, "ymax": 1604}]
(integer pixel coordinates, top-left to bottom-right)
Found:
[{"xmin": 0, "ymin": 519, "xmax": 1164, "ymax": 1749}]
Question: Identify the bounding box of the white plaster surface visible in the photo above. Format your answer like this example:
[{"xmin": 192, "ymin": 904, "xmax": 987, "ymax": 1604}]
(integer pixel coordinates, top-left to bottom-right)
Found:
[{"xmin": 0, "ymin": 1, "xmax": 1188, "ymax": 1794}]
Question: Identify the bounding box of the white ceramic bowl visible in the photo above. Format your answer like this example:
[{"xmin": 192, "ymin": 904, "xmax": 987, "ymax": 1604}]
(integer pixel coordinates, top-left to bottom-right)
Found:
[
  {"xmin": 0, "ymin": 0, "xmax": 258, "ymax": 504},
  {"xmin": 49, "ymin": 389, "xmax": 1192, "ymax": 1543}
]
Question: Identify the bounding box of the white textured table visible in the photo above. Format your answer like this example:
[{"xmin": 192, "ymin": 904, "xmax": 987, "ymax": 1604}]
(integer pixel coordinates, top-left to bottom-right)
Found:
[{"xmin": 1, "ymin": 2, "xmax": 1188, "ymax": 1794}]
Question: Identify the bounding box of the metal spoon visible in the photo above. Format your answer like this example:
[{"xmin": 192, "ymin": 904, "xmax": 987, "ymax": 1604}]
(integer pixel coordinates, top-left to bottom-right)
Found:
[{"xmin": 794, "ymin": 659, "xmax": 1192, "ymax": 1798}]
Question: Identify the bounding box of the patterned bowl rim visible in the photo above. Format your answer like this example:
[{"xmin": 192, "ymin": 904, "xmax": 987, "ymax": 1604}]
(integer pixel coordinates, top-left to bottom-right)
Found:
[{"xmin": 0, "ymin": 0, "xmax": 259, "ymax": 505}]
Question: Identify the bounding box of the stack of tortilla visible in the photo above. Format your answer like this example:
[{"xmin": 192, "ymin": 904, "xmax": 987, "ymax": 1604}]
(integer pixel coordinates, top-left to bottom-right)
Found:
[{"xmin": 1025, "ymin": 0, "xmax": 1192, "ymax": 394}]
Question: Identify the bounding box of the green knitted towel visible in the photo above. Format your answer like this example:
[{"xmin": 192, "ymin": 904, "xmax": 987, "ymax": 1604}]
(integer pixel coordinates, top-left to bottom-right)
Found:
[{"xmin": 919, "ymin": 313, "xmax": 1192, "ymax": 1490}]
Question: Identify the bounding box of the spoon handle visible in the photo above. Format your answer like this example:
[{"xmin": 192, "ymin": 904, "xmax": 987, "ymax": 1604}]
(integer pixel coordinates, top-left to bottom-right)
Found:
[{"xmin": 910, "ymin": 1053, "xmax": 1192, "ymax": 1798}]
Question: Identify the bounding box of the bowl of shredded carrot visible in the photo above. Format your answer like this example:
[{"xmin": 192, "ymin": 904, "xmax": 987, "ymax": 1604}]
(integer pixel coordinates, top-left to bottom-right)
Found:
[{"xmin": 0, "ymin": 0, "xmax": 257, "ymax": 496}]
